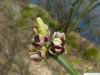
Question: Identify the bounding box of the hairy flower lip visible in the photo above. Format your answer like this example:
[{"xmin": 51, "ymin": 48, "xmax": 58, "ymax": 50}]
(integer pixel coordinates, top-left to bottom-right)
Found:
[
  {"xmin": 54, "ymin": 45, "xmax": 62, "ymax": 49},
  {"xmin": 32, "ymin": 42, "xmax": 42, "ymax": 48},
  {"xmin": 44, "ymin": 36, "xmax": 49, "ymax": 42},
  {"xmin": 34, "ymin": 34, "xmax": 40, "ymax": 42},
  {"xmin": 49, "ymin": 46, "xmax": 65, "ymax": 55},
  {"xmin": 33, "ymin": 34, "xmax": 45, "ymax": 47},
  {"xmin": 49, "ymin": 48, "xmax": 57, "ymax": 56}
]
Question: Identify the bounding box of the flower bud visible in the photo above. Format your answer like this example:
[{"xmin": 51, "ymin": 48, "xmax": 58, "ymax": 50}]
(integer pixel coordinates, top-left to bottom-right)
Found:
[
  {"xmin": 29, "ymin": 52, "xmax": 42, "ymax": 62},
  {"xmin": 32, "ymin": 27, "xmax": 38, "ymax": 34},
  {"xmin": 36, "ymin": 17, "xmax": 49, "ymax": 36}
]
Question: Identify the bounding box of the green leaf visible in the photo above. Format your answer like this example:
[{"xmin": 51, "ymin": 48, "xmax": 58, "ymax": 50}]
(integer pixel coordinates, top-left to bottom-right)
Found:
[
  {"xmin": 52, "ymin": 54, "xmax": 80, "ymax": 75},
  {"xmin": 80, "ymin": 0, "xmax": 97, "ymax": 18}
]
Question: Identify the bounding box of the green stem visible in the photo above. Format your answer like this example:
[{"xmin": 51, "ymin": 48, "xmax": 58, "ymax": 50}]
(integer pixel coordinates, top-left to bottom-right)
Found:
[{"xmin": 52, "ymin": 54, "xmax": 80, "ymax": 75}]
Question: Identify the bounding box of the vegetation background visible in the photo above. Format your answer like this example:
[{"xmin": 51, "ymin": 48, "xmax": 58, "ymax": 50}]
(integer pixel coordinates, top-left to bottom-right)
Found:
[{"xmin": 0, "ymin": 0, "xmax": 100, "ymax": 75}]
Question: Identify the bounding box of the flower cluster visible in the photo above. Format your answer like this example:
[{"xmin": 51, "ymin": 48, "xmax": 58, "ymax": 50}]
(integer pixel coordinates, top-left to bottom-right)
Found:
[{"xmin": 29, "ymin": 17, "xmax": 66, "ymax": 62}]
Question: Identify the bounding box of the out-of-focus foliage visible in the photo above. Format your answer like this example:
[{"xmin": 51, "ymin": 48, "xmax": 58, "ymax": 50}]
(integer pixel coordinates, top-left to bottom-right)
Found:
[
  {"xmin": 35, "ymin": 0, "xmax": 100, "ymax": 36},
  {"xmin": 83, "ymin": 48, "xmax": 99, "ymax": 61},
  {"xmin": 0, "ymin": 0, "xmax": 32, "ymax": 75},
  {"xmin": 67, "ymin": 34, "xmax": 79, "ymax": 49},
  {"xmin": 0, "ymin": 0, "xmax": 100, "ymax": 75},
  {"xmin": 16, "ymin": 5, "xmax": 59, "ymax": 31}
]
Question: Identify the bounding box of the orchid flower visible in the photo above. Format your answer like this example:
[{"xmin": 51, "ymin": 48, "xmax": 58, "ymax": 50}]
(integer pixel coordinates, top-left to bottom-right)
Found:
[
  {"xmin": 49, "ymin": 32, "xmax": 66, "ymax": 55},
  {"xmin": 28, "ymin": 17, "xmax": 79, "ymax": 75},
  {"xmin": 29, "ymin": 17, "xmax": 67, "ymax": 62},
  {"xmin": 29, "ymin": 17, "xmax": 49, "ymax": 62}
]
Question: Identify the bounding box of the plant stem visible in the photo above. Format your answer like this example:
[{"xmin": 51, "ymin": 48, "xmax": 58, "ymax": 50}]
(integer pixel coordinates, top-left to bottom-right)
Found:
[{"xmin": 52, "ymin": 54, "xmax": 80, "ymax": 75}]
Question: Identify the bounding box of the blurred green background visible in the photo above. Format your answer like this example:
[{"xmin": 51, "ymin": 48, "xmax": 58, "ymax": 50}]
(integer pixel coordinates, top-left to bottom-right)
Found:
[{"xmin": 0, "ymin": 0, "xmax": 100, "ymax": 75}]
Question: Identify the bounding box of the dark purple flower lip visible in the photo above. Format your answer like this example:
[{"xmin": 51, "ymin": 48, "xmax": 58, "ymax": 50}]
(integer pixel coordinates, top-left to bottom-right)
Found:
[
  {"xmin": 54, "ymin": 45, "xmax": 62, "ymax": 49},
  {"xmin": 44, "ymin": 36, "xmax": 49, "ymax": 42},
  {"xmin": 49, "ymin": 48, "xmax": 57, "ymax": 56},
  {"xmin": 49, "ymin": 45, "xmax": 65, "ymax": 55},
  {"xmin": 32, "ymin": 42, "xmax": 42, "ymax": 48},
  {"xmin": 49, "ymin": 47, "xmax": 65, "ymax": 54},
  {"xmin": 34, "ymin": 34, "xmax": 40, "ymax": 42}
]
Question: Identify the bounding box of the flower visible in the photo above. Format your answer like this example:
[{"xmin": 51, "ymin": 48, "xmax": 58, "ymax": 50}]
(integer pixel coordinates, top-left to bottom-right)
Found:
[
  {"xmin": 29, "ymin": 46, "xmax": 48, "ymax": 62},
  {"xmin": 32, "ymin": 17, "xmax": 50, "ymax": 48},
  {"xmin": 29, "ymin": 17, "xmax": 66, "ymax": 62},
  {"xmin": 49, "ymin": 32, "xmax": 66, "ymax": 55},
  {"xmin": 29, "ymin": 51, "xmax": 42, "ymax": 62},
  {"xmin": 29, "ymin": 17, "xmax": 49, "ymax": 62},
  {"xmin": 32, "ymin": 34, "xmax": 44, "ymax": 48}
]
